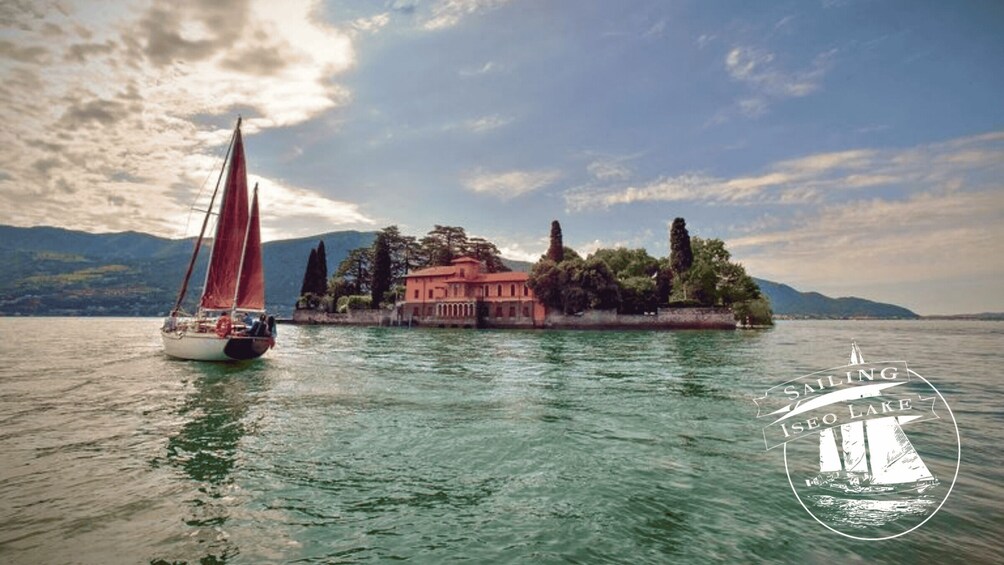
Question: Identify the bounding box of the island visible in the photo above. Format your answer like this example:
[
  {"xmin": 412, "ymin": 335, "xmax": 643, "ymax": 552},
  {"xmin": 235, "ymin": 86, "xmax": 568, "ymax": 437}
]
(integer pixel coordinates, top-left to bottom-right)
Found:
[{"xmin": 291, "ymin": 219, "xmax": 770, "ymax": 330}]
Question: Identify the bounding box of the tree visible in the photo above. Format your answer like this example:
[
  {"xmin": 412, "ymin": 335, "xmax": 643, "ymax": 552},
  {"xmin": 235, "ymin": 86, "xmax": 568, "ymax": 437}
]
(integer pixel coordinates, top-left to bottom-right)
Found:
[
  {"xmin": 314, "ymin": 240, "xmax": 328, "ymax": 295},
  {"xmin": 672, "ymin": 236, "xmax": 773, "ymax": 323},
  {"xmin": 466, "ymin": 237, "xmax": 510, "ymax": 273},
  {"xmin": 380, "ymin": 225, "xmax": 421, "ymax": 283},
  {"xmin": 527, "ymin": 258, "xmax": 563, "ymax": 309},
  {"xmin": 370, "ymin": 232, "xmax": 392, "ymax": 307},
  {"xmin": 336, "ymin": 247, "xmax": 372, "ymax": 296},
  {"xmin": 655, "ymin": 260, "xmax": 673, "ymax": 305},
  {"xmin": 421, "ymin": 225, "xmax": 468, "ymax": 266},
  {"xmin": 299, "ymin": 248, "xmax": 318, "ymax": 299},
  {"xmin": 589, "ymin": 247, "xmax": 659, "ymax": 279},
  {"xmin": 619, "ymin": 276, "xmax": 657, "ymax": 314},
  {"xmin": 670, "ymin": 217, "xmax": 693, "ymax": 275},
  {"xmin": 547, "ymin": 220, "xmax": 564, "ymax": 262},
  {"xmin": 578, "ymin": 257, "xmax": 620, "ymax": 310}
]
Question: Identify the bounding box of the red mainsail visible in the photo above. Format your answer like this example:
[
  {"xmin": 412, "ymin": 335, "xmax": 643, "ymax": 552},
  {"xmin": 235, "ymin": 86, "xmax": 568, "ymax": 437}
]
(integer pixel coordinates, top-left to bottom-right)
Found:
[
  {"xmin": 236, "ymin": 188, "xmax": 265, "ymax": 310},
  {"xmin": 200, "ymin": 128, "xmax": 249, "ymax": 310}
]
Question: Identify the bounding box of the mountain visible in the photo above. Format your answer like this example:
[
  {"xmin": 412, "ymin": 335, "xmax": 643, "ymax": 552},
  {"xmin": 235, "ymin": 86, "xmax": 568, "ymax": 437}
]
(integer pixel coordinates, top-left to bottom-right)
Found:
[
  {"xmin": 0, "ymin": 225, "xmax": 920, "ymax": 319},
  {"xmin": 0, "ymin": 225, "xmax": 374, "ymax": 316},
  {"xmin": 753, "ymin": 278, "xmax": 919, "ymax": 319}
]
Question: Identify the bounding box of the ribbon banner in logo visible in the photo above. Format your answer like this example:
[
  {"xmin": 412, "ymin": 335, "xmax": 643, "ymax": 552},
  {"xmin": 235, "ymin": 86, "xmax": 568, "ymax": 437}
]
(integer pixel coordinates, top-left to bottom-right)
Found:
[{"xmin": 754, "ymin": 362, "xmax": 939, "ymax": 450}]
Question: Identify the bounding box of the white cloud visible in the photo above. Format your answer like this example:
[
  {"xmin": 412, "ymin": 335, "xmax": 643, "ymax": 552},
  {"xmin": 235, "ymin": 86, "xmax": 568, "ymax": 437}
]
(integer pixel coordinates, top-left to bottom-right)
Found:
[
  {"xmin": 696, "ymin": 33, "xmax": 717, "ymax": 49},
  {"xmin": 586, "ymin": 158, "xmax": 632, "ymax": 182},
  {"xmin": 565, "ymin": 131, "xmax": 1004, "ymax": 210},
  {"xmin": 422, "ymin": 0, "xmax": 513, "ymax": 31},
  {"xmin": 463, "ymin": 168, "xmax": 562, "ymax": 199},
  {"xmin": 728, "ymin": 189, "xmax": 1004, "ymax": 308},
  {"xmin": 459, "ymin": 61, "xmax": 495, "ymax": 76},
  {"xmin": 0, "ymin": 0, "xmax": 368, "ymax": 239},
  {"xmin": 250, "ymin": 175, "xmax": 375, "ymax": 241},
  {"xmin": 464, "ymin": 114, "xmax": 512, "ymax": 132},
  {"xmin": 714, "ymin": 45, "xmax": 835, "ymax": 122},
  {"xmin": 350, "ymin": 12, "xmax": 391, "ymax": 34}
]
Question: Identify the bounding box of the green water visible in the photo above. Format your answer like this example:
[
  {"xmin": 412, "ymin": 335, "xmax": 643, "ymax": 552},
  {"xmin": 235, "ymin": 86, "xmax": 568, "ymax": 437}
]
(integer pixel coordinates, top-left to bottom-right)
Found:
[{"xmin": 0, "ymin": 319, "xmax": 1000, "ymax": 563}]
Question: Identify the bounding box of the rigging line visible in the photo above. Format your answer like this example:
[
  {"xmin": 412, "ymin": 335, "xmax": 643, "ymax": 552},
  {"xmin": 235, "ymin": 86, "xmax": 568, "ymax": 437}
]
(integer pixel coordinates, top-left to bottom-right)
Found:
[
  {"xmin": 180, "ymin": 135, "xmax": 232, "ymax": 240},
  {"xmin": 170, "ymin": 120, "xmax": 240, "ymax": 317}
]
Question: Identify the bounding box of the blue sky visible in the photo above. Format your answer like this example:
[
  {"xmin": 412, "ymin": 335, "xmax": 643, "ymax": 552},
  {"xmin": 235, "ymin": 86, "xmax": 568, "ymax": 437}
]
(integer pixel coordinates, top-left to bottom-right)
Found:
[{"xmin": 1, "ymin": 0, "xmax": 1002, "ymax": 314}]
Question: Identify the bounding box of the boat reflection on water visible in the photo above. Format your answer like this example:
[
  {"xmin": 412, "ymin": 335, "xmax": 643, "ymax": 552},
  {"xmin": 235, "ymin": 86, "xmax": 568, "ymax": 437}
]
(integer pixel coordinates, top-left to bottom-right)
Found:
[{"xmin": 153, "ymin": 364, "xmax": 267, "ymax": 564}]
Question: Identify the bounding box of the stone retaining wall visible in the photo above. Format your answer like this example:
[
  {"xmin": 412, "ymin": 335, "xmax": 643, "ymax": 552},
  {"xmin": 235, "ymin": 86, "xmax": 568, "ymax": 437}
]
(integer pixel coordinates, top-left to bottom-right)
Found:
[
  {"xmin": 542, "ymin": 308, "xmax": 736, "ymax": 330},
  {"xmin": 292, "ymin": 307, "xmax": 736, "ymax": 330},
  {"xmin": 292, "ymin": 309, "xmax": 392, "ymax": 326}
]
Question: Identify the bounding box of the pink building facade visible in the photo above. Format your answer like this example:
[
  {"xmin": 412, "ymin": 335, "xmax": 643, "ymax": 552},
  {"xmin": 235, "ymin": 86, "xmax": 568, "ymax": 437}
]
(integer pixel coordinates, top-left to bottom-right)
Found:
[{"xmin": 402, "ymin": 257, "xmax": 546, "ymax": 327}]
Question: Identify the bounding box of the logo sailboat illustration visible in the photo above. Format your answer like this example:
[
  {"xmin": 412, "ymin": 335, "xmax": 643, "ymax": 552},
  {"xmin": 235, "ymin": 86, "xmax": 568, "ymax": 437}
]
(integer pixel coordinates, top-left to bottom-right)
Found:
[{"xmin": 805, "ymin": 344, "xmax": 939, "ymax": 496}]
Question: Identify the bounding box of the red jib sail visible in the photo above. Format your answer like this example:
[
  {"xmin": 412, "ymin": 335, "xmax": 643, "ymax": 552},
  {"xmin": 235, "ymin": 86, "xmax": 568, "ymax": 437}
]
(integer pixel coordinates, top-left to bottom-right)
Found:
[
  {"xmin": 200, "ymin": 128, "xmax": 249, "ymax": 310},
  {"xmin": 236, "ymin": 188, "xmax": 265, "ymax": 310}
]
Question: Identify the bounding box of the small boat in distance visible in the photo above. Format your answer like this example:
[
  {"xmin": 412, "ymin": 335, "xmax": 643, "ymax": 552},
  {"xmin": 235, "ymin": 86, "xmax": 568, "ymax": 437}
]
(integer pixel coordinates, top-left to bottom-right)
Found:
[{"xmin": 161, "ymin": 117, "xmax": 274, "ymax": 361}]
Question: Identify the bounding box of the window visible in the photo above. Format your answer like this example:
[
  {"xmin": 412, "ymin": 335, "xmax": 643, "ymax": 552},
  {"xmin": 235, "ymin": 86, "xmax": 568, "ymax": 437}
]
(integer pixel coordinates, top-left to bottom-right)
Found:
[
  {"xmin": 428, "ymin": 289, "xmax": 433, "ymax": 299},
  {"xmin": 523, "ymin": 306, "xmax": 530, "ymax": 317},
  {"xmin": 509, "ymin": 306, "xmax": 516, "ymax": 317},
  {"xmin": 414, "ymin": 289, "xmax": 419, "ymax": 299},
  {"xmin": 460, "ymin": 268, "xmax": 465, "ymax": 277},
  {"xmin": 523, "ymin": 285, "xmax": 529, "ymax": 296},
  {"xmin": 497, "ymin": 284, "xmax": 502, "ymax": 297},
  {"xmin": 413, "ymin": 307, "xmax": 420, "ymax": 317},
  {"xmin": 483, "ymin": 285, "xmax": 488, "ymax": 296},
  {"xmin": 495, "ymin": 306, "xmax": 503, "ymax": 318}
]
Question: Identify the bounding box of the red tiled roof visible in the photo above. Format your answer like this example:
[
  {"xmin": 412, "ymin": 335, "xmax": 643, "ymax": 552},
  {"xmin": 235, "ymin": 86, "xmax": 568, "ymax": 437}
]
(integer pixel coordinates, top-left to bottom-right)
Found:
[{"xmin": 405, "ymin": 266, "xmax": 456, "ymax": 277}]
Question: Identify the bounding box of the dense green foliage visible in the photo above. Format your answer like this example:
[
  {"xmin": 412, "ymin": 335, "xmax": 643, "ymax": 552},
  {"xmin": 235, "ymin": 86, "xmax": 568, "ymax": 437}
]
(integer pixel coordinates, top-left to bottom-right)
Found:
[{"xmin": 528, "ymin": 220, "xmax": 774, "ymax": 323}]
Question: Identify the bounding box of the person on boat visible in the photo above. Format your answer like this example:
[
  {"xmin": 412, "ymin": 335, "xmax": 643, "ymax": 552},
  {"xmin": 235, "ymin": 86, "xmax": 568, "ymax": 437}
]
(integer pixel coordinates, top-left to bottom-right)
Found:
[
  {"xmin": 243, "ymin": 312, "xmax": 255, "ymax": 330},
  {"xmin": 267, "ymin": 315, "xmax": 277, "ymax": 337},
  {"xmin": 248, "ymin": 314, "xmax": 267, "ymax": 337}
]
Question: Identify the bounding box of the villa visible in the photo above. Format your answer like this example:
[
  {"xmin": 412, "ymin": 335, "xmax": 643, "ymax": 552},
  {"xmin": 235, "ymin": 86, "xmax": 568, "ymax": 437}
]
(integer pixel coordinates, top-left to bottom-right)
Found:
[{"xmin": 402, "ymin": 256, "xmax": 545, "ymax": 327}]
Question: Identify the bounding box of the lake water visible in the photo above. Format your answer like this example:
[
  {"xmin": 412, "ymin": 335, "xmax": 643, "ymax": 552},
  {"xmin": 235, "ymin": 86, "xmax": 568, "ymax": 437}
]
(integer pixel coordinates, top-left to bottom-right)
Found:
[{"xmin": 0, "ymin": 318, "xmax": 1001, "ymax": 563}]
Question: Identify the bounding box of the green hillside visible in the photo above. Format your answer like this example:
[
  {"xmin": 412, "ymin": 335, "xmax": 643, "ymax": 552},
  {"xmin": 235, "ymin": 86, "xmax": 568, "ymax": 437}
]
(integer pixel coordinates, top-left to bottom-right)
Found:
[{"xmin": 0, "ymin": 226, "xmax": 374, "ymax": 316}]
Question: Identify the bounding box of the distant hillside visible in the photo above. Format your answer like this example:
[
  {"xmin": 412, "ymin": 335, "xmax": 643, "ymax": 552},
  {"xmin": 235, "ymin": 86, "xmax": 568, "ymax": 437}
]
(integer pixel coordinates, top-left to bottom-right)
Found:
[
  {"xmin": 0, "ymin": 225, "xmax": 375, "ymax": 316},
  {"xmin": 0, "ymin": 225, "xmax": 922, "ymax": 319},
  {"xmin": 753, "ymin": 278, "xmax": 918, "ymax": 319}
]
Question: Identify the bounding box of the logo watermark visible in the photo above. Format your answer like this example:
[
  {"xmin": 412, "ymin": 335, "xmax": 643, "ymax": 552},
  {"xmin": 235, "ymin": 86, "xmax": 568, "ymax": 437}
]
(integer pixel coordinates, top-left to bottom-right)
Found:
[{"xmin": 754, "ymin": 344, "xmax": 960, "ymax": 540}]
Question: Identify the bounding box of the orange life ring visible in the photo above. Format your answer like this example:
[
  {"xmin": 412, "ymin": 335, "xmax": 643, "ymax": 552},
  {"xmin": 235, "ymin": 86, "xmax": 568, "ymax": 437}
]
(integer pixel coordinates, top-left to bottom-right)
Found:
[{"xmin": 215, "ymin": 316, "xmax": 232, "ymax": 338}]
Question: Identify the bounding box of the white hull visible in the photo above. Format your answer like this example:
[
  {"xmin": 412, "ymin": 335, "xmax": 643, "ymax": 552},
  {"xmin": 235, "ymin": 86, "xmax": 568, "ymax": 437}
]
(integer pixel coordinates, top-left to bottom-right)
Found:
[{"xmin": 161, "ymin": 329, "xmax": 270, "ymax": 361}]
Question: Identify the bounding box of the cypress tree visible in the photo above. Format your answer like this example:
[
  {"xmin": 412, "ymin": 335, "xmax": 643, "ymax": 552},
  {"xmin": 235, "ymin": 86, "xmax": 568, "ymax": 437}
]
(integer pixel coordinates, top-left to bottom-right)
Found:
[
  {"xmin": 300, "ymin": 248, "xmax": 318, "ymax": 297},
  {"xmin": 314, "ymin": 240, "xmax": 328, "ymax": 295},
  {"xmin": 547, "ymin": 220, "xmax": 564, "ymax": 262},
  {"xmin": 670, "ymin": 217, "xmax": 693, "ymax": 275},
  {"xmin": 370, "ymin": 232, "xmax": 392, "ymax": 307}
]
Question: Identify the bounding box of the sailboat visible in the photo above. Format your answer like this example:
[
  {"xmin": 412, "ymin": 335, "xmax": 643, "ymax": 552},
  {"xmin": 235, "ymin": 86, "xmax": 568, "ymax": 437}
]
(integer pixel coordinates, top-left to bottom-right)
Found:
[
  {"xmin": 805, "ymin": 343, "xmax": 938, "ymax": 496},
  {"xmin": 161, "ymin": 117, "xmax": 273, "ymax": 361}
]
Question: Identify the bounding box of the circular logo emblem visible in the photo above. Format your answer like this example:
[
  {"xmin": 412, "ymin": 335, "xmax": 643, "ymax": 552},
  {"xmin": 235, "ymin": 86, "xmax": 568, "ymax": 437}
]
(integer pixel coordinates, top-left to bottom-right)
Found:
[{"xmin": 756, "ymin": 345, "xmax": 959, "ymax": 540}]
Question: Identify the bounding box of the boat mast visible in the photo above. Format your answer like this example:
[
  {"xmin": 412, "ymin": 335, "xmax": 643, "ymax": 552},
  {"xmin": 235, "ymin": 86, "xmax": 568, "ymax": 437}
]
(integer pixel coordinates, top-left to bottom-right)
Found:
[
  {"xmin": 199, "ymin": 117, "xmax": 243, "ymax": 314},
  {"xmin": 231, "ymin": 182, "xmax": 258, "ymax": 314},
  {"xmin": 170, "ymin": 117, "xmax": 240, "ymax": 317}
]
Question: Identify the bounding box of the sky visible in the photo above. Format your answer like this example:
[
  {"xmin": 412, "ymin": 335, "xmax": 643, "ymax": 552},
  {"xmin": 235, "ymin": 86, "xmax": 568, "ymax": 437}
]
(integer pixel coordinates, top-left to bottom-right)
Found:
[{"xmin": 1, "ymin": 0, "xmax": 1002, "ymax": 315}]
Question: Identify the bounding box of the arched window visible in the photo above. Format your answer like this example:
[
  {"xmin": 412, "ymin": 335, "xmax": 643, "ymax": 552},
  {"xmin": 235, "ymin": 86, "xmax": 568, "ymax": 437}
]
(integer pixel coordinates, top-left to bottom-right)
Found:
[
  {"xmin": 523, "ymin": 285, "xmax": 528, "ymax": 296},
  {"xmin": 510, "ymin": 284, "xmax": 515, "ymax": 296},
  {"xmin": 497, "ymin": 284, "xmax": 502, "ymax": 296}
]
